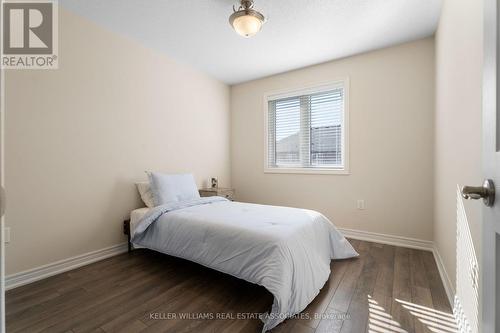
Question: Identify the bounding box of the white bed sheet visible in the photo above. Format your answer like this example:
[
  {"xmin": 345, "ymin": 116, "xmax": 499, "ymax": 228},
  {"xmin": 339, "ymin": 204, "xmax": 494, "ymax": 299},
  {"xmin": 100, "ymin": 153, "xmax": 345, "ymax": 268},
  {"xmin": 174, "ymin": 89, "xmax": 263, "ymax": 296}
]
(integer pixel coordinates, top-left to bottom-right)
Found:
[{"xmin": 130, "ymin": 207, "xmax": 151, "ymax": 237}]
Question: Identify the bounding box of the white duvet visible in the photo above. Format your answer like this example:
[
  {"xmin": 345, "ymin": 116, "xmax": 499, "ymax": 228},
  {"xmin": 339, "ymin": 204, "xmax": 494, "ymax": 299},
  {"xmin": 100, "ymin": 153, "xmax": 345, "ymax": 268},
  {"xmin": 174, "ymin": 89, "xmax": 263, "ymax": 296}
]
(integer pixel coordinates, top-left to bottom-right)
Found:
[{"xmin": 132, "ymin": 197, "xmax": 358, "ymax": 332}]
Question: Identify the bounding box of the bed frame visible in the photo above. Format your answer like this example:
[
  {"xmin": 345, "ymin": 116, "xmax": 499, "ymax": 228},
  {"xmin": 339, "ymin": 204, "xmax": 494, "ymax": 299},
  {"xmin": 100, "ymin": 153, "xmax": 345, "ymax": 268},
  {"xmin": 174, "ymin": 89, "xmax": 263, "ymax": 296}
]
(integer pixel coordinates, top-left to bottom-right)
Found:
[{"xmin": 123, "ymin": 219, "xmax": 132, "ymax": 253}]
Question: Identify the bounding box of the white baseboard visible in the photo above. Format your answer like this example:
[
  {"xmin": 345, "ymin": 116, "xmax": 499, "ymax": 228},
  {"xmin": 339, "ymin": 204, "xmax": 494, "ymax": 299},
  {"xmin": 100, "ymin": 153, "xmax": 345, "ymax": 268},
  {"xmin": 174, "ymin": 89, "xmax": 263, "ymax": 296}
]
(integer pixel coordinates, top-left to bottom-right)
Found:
[
  {"xmin": 6, "ymin": 243, "xmax": 128, "ymax": 290},
  {"xmin": 339, "ymin": 227, "xmax": 434, "ymax": 251},
  {"xmin": 432, "ymin": 245, "xmax": 456, "ymax": 307}
]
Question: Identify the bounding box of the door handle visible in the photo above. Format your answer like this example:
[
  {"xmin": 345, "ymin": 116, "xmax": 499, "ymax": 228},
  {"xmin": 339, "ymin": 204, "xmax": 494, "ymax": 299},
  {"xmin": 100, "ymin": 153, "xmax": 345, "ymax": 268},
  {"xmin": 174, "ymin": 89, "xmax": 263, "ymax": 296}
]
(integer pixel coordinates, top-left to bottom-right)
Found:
[{"xmin": 461, "ymin": 179, "xmax": 495, "ymax": 207}]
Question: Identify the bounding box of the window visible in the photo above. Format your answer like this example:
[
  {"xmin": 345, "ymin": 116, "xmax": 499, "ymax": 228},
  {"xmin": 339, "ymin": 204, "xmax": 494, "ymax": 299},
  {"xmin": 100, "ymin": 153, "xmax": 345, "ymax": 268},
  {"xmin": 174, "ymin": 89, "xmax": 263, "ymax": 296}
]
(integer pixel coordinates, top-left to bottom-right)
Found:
[{"xmin": 265, "ymin": 81, "xmax": 348, "ymax": 174}]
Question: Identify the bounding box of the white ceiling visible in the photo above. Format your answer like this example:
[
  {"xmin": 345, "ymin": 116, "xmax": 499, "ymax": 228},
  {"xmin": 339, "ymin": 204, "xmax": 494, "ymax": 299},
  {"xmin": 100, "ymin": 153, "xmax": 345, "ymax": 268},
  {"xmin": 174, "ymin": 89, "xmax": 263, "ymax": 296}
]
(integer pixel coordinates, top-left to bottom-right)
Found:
[{"xmin": 60, "ymin": 0, "xmax": 442, "ymax": 85}]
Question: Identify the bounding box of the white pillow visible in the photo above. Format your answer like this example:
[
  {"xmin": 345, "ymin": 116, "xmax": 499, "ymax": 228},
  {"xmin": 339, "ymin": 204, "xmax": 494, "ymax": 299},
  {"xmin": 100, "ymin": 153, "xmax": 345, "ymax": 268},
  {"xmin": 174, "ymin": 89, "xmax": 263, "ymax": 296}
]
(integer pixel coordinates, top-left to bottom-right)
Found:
[
  {"xmin": 135, "ymin": 182, "xmax": 155, "ymax": 208},
  {"xmin": 148, "ymin": 172, "xmax": 200, "ymax": 206}
]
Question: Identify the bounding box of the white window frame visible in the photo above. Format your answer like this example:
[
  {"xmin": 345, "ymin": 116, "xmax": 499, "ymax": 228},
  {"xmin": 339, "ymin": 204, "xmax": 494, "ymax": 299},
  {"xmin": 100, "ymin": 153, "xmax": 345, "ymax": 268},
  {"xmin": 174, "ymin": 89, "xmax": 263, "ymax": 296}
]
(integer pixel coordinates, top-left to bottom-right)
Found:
[{"xmin": 263, "ymin": 79, "xmax": 350, "ymax": 175}]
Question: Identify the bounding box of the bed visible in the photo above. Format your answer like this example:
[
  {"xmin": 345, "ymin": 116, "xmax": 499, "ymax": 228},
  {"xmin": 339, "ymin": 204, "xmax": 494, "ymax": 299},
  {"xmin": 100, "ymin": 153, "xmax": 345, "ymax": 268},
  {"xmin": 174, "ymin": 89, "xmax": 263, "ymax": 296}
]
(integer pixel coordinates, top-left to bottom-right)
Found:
[{"xmin": 125, "ymin": 193, "xmax": 358, "ymax": 332}]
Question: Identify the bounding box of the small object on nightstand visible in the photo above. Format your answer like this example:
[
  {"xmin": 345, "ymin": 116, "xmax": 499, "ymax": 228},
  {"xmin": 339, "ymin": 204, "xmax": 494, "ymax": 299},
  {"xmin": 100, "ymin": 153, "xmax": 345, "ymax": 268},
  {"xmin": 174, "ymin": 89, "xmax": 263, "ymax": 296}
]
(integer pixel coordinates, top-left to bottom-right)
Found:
[{"xmin": 199, "ymin": 187, "xmax": 235, "ymax": 201}]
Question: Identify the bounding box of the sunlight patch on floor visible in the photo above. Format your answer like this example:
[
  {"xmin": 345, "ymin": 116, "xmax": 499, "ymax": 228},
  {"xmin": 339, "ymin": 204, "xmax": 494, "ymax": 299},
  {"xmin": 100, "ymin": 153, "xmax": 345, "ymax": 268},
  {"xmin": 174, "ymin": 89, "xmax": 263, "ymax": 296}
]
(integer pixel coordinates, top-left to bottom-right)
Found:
[
  {"xmin": 368, "ymin": 295, "xmax": 406, "ymax": 333},
  {"xmin": 368, "ymin": 295, "xmax": 458, "ymax": 333},
  {"xmin": 396, "ymin": 298, "xmax": 458, "ymax": 333}
]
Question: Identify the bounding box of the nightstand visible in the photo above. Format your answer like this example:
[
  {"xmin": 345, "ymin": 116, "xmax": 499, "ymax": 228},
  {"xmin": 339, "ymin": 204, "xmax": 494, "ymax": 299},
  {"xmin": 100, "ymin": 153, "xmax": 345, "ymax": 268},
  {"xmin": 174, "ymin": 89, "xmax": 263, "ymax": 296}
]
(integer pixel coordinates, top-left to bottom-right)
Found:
[{"xmin": 199, "ymin": 188, "xmax": 235, "ymax": 201}]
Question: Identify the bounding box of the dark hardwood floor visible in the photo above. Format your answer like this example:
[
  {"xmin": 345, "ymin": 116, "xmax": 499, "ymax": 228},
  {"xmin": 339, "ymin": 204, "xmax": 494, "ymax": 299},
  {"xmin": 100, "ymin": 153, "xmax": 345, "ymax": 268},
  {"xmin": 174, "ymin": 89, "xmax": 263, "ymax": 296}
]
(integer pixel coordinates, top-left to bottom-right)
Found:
[{"xmin": 6, "ymin": 240, "xmax": 457, "ymax": 333}]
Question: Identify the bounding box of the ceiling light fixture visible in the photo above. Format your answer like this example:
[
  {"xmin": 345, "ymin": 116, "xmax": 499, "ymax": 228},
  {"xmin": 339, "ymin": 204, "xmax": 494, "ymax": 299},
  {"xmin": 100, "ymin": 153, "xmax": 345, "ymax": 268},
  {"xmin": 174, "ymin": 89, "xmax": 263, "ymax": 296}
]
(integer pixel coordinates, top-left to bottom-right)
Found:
[{"xmin": 229, "ymin": 0, "xmax": 265, "ymax": 38}]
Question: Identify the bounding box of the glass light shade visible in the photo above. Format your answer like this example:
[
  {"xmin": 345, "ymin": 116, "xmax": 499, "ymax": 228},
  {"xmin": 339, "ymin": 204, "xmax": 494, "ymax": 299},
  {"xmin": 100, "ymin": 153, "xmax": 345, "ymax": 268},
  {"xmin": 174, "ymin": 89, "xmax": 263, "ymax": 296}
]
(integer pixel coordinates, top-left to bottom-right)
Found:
[
  {"xmin": 232, "ymin": 15, "xmax": 262, "ymax": 37},
  {"xmin": 229, "ymin": 8, "xmax": 264, "ymax": 38}
]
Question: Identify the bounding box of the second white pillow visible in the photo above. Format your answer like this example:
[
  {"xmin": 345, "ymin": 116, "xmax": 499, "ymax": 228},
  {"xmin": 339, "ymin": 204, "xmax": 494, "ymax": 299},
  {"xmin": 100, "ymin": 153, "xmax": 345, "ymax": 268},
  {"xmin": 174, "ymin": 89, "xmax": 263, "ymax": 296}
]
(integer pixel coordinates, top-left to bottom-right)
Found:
[{"xmin": 136, "ymin": 182, "xmax": 155, "ymax": 208}]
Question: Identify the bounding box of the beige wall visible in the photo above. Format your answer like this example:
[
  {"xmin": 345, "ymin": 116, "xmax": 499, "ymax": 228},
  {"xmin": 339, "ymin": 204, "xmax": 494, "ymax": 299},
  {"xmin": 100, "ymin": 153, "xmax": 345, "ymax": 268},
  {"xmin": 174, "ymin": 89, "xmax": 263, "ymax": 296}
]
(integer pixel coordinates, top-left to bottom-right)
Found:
[
  {"xmin": 231, "ymin": 38, "xmax": 435, "ymax": 241},
  {"xmin": 434, "ymin": 0, "xmax": 483, "ymax": 290},
  {"xmin": 5, "ymin": 9, "xmax": 231, "ymax": 275}
]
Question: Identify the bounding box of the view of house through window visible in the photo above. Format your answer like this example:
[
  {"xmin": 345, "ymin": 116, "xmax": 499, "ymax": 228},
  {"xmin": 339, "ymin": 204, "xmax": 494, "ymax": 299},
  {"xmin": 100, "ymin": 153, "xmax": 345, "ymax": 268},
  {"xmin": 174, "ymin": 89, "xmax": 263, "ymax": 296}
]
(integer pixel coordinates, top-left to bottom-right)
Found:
[{"xmin": 266, "ymin": 82, "xmax": 347, "ymax": 172}]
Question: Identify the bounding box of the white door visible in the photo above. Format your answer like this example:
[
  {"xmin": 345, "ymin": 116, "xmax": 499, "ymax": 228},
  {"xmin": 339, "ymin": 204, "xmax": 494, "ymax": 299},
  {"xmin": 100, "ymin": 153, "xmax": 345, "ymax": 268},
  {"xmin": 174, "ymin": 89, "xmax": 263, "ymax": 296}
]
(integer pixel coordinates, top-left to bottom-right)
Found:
[{"xmin": 468, "ymin": 0, "xmax": 500, "ymax": 331}]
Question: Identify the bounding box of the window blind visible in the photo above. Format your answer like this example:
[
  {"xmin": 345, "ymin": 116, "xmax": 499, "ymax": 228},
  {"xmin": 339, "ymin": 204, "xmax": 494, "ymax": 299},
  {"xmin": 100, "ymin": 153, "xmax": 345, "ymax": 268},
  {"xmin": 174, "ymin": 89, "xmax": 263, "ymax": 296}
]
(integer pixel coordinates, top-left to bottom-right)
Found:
[{"xmin": 267, "ymin": 87, "xmax": 344, "ymax": 169}]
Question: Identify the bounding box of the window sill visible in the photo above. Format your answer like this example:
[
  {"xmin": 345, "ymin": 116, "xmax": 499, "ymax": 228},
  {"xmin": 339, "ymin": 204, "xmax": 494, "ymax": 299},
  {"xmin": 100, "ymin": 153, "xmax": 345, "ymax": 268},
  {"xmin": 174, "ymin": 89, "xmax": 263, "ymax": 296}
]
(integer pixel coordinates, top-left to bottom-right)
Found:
[{"xmin": 264, "ymin": 167, "xmax": 350, "ymax": 175}]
